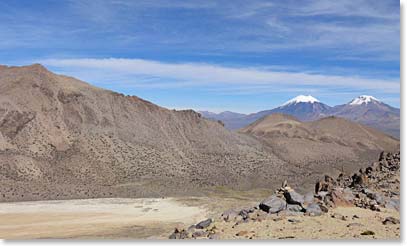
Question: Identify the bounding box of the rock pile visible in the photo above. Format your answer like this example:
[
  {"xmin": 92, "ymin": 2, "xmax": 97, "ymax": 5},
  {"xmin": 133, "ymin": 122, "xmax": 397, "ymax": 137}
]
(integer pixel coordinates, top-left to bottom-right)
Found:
[
  {"xmin": 314, "ymin": 152, "xmax": 400, "ymax": 212},
  {"xmin": 169, "ymin": 151, "xmax": 400, "ymax": 239},
  {"xmin": 169, "ymin": 218, "xmax": 218, "ymax": 239}
]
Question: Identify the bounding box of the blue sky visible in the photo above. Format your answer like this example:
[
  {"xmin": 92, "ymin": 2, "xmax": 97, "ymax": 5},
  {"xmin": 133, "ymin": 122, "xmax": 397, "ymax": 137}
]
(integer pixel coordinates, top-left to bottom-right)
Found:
[{"xmin": 0, "ymin": 0, "xmax": 400, "ymax": 113}]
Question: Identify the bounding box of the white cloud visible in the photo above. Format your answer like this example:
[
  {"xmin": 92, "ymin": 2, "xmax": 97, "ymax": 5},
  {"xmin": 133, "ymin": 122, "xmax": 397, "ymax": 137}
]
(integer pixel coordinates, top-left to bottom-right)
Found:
[{"xmin": 40, "ymin": 58, "xmax": 400, "ymax": 94}]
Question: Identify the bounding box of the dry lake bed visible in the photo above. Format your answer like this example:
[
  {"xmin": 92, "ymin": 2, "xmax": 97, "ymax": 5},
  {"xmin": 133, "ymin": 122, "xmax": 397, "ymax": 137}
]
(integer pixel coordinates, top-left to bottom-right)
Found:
[{"xmin": 0, "ymin": 197, "xmax": 210, "ymax": 239}]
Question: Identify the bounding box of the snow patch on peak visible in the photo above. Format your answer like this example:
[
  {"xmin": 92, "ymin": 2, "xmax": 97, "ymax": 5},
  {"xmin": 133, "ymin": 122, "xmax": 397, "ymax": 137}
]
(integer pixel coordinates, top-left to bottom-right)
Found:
[
  {"xmin": 349, "ymin": 95, "xmax": 379, "ymax": 105},
  {"xmin": 281, "ymin": 95, "xmax": 320, "ymax": 106}
]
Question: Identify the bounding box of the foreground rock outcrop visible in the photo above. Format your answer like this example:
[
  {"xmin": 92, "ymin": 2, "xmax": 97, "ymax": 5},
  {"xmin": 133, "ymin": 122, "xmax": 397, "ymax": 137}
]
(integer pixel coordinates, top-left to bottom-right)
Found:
[
  {"xmin": 170, "ymin": 152, "xmax": 400, "ymax": 239},
  {"xmin": 314, "ymin": 152, "xmax": 400, "ymax": 212}
]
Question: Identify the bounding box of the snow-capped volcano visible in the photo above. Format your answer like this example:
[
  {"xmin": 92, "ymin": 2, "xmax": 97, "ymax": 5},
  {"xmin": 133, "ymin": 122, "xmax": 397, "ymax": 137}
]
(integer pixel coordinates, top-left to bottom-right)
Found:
[
  {"xmin": 349, "ymin": 95, "xmax": 379, "ymax": 105},
  {"xmin": 331, "ymin": 95, "xmax": 399, "ymax": 138},
  {"xmin": 199, "ymin": 94, "xmax": 399, "ymax": 138},
  {"xmin": 281, "ymin": 95, "xmax": 320, "ymax": 106},
  {"xmin": 248, "ymin": 95, "xmax": 331, "ymax": 122}
]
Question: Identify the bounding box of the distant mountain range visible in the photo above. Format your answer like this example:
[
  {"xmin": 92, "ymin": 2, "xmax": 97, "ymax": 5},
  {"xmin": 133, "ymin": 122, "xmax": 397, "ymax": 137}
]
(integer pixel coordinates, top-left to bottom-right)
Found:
[{"xmin": 199, "ymin": 95, "xmax": 400, "ymax": 138}]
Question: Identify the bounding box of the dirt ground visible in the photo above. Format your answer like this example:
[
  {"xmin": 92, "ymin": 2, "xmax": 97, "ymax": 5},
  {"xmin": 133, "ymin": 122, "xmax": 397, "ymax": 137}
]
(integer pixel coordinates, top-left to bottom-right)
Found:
[
  {"xmin": 0, "ymin": 188, "xmax": 400, "ymax": 240},
  {"xmin": 212, "ymin": 206, "xmax": 400, "ymax": 240}
]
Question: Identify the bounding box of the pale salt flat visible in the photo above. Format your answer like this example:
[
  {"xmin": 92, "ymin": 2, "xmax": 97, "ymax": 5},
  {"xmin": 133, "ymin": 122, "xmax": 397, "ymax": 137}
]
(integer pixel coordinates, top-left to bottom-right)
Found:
[{"xmin": 0, "ymin": 197, "xmax": 208, "ymax": 239}]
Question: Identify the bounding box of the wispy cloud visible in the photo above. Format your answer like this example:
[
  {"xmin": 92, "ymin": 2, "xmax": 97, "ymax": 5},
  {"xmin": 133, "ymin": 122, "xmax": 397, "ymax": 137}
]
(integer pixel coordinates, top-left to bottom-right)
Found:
[
  {"xmin": 40, "ymin": 58, "xmax": 399, "ymax": 94},
  {"xmin": 1, "ymin": 1, "xmax": 399, "ymax": 111},
  {"xmin": 0, "ymin": 0, "xmax": 399, "ymax": 61}
]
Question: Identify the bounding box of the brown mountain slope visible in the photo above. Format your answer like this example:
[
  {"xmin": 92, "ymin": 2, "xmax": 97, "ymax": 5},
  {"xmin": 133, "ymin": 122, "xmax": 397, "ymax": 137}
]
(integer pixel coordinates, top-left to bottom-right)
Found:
[
  {"xmin": 239, "ymin": 114, "xmax": 399, "ymax": 191},
  {"xmin": 0, "ymin": 64, "xmax": 289, "ymax": 201},
  {"xmin": 0, "ymin": 65, "xmax": 399, "ymax": 201}
]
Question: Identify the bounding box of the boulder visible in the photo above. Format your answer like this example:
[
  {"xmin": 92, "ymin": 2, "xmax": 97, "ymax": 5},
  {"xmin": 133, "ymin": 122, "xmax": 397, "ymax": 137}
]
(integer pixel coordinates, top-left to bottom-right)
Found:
[
  {"xmin": 186, "ymin": 225, "xmax": 196, "ymax": 233},
  {"xmin": 337, "ymin": 173, "xmax": 352, "ymax": 187},
  {"xmin": 196, "ymin": 218, "xmax": 212, "ymax": 229},
  {"xmin": 287, "ymin": 204, "xmax": 304, "ymax": 213},
  {"xmin": 323, "ymin": 195, "xmax": 335, "ymax": 208},
  {"xmin": 315, "ymin": 175, "xmax": 336, "ymax": 193},
  {"xmin": 316, "ymin": 191, "xmax": 329, "ymax": 200},
  {"xmin": 342, "ymin": 188, "xmax": 355, "ymax": 201},
  {"xmin": 305, "ymin": 203, "xmax": 323, "ymax": 216},
  {"xmin": 319, "ymin": 203, "xmax": 329, "ymax": 213},
  {"xmin": 238, "ymin": 207, "xmax": 255, "ymax": 220},
  {"xmin": 259, "ymin": 195, "xmax": 287, "ymax": 214},
  {"xmin": 385, "ymin": 199, "xmax": 400, "ymax": 211},
  {"xmin": 283, "ymin": 188, "xmax": 305, "ymax": 206},
  {"xmin": 192, "ymin": 230, "xmax": 209, "ymax": 238},
  {"xmin": 371, "ymin": 193, "xmax": 385, "ymax": 205},
  {"xmin": 331, "ymin": 189, "xmax": 353, "ymax": 207},
  {"xmin": 362, "ymin": 188, "xmax": 373, "ymax": 195},
  {"xmin": 221, "ymin": 209, "xmax": 238, "ymax": 222},
  {"xmin": 351, "ymin": 173, "xmax": 369, "ymax": 187},
  {"xmin": 304, "ymin": 192, "xmax": 315, "ymax": 205},
  {"xmin": 169, "ymin": 228, "xmax": 189, "ymax": 239}
]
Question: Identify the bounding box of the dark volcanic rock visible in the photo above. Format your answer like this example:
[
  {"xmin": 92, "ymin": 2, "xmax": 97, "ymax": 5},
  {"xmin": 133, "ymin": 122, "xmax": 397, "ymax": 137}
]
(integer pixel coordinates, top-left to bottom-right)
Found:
[
  {"xmin": 287, "ymin": 204, "xmax": 304, "ymax": 213},
  {"xmin": 259, "ymin": 195, "xmax": 287, "ymax": 214},
  {"xmin": 169, "ymin": 228, "xmax": 189, "ymax": 239},
  {"xmin": 192, "ymin": 230, "xmax": 209, "ymax": 238},
  {"xmin": 221, "ymin": 209, "xmax": 238, "ymax": 222},
  {"xmin": 305, "ymin": 203, "xmax": 323, "ymax": 216},
  {"xmin": 283, "ymin": 188, "xmax": 305, "ymax": 206},
  {"xmin": 195, "ymin": 218, "xmax": 212, "ymax": 229}
]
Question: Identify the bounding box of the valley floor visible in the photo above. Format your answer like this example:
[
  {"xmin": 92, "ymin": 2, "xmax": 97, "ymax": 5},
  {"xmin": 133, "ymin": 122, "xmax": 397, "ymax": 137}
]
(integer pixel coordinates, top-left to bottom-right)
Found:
[
  {"xmin": 0, "ymin": 190, "xmax": 400, "ymax": 240},
  {"xmin": 0, "ymin": 197, "xmax": 208, "ymax": 239}
]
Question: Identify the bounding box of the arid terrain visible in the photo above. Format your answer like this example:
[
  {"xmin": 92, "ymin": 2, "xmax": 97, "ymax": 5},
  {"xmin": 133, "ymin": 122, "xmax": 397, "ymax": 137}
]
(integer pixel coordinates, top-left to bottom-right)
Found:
[
  {"xmin": 0, "ymin": 65, "xmax": 399, "ymax": 202},
  {"xmin": 0, "ymin": 65, "xmax": 400, "ymax": 240},
  {"xmin": 0, "ymin": 64, "xmax": 287, "ymax": 201},
  {"xmin": 0, "ymin": 152, "xmax": 399, "ymax": 240},
  {"xmin": 0, "ymin": 0, "xmax": 400, "ymax": 241},
  {"xmin": 169, "ymin": 152, "xmax": 400, "ymax": 240},
  {"xmin": 239, "ymin": 114, "xmax": 399, "ymax": 192}
]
